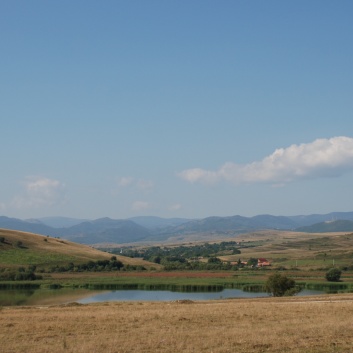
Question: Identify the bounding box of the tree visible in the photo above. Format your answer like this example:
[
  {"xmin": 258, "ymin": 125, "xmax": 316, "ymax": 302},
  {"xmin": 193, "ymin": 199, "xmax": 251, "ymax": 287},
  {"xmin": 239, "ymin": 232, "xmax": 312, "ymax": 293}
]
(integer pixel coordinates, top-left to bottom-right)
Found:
[
  {"xmin": 207, "ymin": 257, "xmax": 221, "ymax": 264},
  {"xmin": 325, "ymin": 268, "xmax": 342, "ymax": 282},
  {"xmin": 247, "ymin": 258, "xmax": 258, "ymax": 267},
  {"xmin": 265, "ymin": 273, "xmax": 298, "ymax": 297}
]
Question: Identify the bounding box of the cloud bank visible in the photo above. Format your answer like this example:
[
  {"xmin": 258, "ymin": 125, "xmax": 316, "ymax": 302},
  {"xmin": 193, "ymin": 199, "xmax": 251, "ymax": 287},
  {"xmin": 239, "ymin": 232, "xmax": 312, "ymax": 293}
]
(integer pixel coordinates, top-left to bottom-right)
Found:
[
  {"xmin": 12, "ymin": 176, "xmax": 66, "ymax": 208},
  {"xmin": 179, "ymin": 136, "xmax": 353, "ymax": 185}
]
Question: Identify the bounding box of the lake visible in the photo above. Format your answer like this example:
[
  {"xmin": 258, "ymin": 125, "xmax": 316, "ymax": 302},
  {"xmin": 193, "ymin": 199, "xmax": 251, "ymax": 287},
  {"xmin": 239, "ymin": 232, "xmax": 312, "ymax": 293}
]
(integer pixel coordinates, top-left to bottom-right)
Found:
[
  {"xmin": 0, "ymin": 287, "xmax": 324, "ymax": 306},
  {"xmin": 77, "ymin": 288, "xmax": 323, "ymax": 304}
]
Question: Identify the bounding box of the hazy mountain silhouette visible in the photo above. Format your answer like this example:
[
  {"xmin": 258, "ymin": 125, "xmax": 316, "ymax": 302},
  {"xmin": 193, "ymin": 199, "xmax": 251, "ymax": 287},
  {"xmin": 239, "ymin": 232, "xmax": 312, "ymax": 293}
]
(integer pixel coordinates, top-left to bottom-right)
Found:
[{"xmin": 1, "ymin": 211, "xmax": 353, "ymax": 244}]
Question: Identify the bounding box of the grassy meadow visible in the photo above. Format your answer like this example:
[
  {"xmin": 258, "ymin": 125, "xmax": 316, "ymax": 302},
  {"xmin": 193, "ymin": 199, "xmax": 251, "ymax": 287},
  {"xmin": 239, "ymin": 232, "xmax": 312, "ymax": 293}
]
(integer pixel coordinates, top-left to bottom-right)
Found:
[
  {"xmin": 2, "ymin": 294, "xmax": 353, "ymax": 353},
  {"xmin": 0, "ymin": 229, "xmax": 159, "ymax": 270}
]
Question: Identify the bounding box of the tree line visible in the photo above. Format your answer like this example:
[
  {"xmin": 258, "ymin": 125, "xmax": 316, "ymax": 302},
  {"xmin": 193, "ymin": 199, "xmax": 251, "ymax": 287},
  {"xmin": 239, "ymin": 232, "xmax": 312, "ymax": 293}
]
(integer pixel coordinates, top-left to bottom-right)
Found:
[
  {"xmin": 0, "ymin": 266, "xmax": 42, "ymax": 281},
  {"xmin": 47, "ymin": 257, "xmax": 147, "ymax": 273},
  {"xmin": 107, "ymin": 241, "xmax": 242, "ymax": 270}
]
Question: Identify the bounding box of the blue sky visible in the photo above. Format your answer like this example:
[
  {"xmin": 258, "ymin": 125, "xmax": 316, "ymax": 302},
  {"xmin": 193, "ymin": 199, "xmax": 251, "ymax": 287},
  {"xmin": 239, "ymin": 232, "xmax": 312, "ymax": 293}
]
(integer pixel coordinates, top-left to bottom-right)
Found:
[{"xmin": 1, "ymin": 1, "xmax": 353, "ymax": 220}]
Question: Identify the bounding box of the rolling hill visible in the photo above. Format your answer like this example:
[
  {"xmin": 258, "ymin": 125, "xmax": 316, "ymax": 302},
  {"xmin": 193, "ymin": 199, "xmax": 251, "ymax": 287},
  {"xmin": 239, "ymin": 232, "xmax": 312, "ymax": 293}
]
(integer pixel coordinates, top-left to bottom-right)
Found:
[
  {"xmin": 61, "ymin": 218, "xmax": 151, "ymax": 244},
  {"xmin": 0, "ymin": 216, "xmax": 151, "ymax": 244},
  {"xmin": 0, "ymin": 228, "xmax": 157, "ymax": 269}
]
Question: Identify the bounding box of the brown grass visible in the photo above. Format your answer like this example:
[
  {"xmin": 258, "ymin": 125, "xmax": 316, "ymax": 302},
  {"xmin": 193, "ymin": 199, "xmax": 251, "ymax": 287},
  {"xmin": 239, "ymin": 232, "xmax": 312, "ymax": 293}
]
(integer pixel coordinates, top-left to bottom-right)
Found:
[
  {"xmin": 0, "ymin": 228, "xmax": 114, "ymax": 260},
  {"xmin": 219, "ymin": 230, "xmax": 353, "ymax": 268},
  {"xmin": 1, "ymin": 294, "xmax": 353, "ymax": 353}
]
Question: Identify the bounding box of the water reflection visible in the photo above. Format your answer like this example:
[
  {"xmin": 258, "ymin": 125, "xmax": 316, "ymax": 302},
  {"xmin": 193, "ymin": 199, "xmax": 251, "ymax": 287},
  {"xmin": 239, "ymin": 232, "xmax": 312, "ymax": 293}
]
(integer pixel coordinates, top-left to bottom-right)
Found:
[
  {"xmin": 0, "ymin": 288, "xmax": 100, "ymax": 306},
  {"xmin": 77, "ymin": 288, "xmax": 323, "ymax": 304},
  {"xmin": 78, "ymin": 288, "xmax": 265, "ymax": 303},
  {"xmin": 0, "ymin": 287, "xmax": 324, "ymax": 306}
]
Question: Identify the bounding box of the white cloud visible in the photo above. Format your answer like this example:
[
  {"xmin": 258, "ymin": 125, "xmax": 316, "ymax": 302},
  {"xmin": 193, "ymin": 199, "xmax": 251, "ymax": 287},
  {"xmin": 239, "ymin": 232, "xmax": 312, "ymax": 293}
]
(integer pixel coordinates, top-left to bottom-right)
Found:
[
  {"xmin": 169, "ymin": 203, "xmax": 182, "ymax": 211},
  {"xmin": 136, "ymin": 179, "xmax": 154, "ymax": 191},
  {"xmin": 117, "ymin": 177, "xmax": 154, "ymax": 191},
  {"xmin": 12, "ymin": 176, "xmax": 66, "ymax": 209},
  {"xmin": 131, "ymin": 200, "xmax": 151, "ymax": 212},
  {"xmin": 179, "ymin": 136, "xmax": 353, "ymax": 185},
  {"xmin": 118, "ymin": 177, "xmax": 134, "ymax": 187}
]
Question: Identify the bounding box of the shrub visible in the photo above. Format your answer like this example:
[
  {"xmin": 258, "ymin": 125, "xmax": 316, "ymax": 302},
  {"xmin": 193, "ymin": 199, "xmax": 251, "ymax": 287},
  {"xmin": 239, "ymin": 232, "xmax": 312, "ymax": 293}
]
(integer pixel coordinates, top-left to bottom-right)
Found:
[
  {"xmin": 16, "ymin": 241, "xmax": 23, "ymax": 248},
  {"xmin": 325, "ymin": 268, "xmax": 342, "ymax": 282},
  {"xmin": 265, "ymin": 273, "xmax": 299, "ymax": 297}
]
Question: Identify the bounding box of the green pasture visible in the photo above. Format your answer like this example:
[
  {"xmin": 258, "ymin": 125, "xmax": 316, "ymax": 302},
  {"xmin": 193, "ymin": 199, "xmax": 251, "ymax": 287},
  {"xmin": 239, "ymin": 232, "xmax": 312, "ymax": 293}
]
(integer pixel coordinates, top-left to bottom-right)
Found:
[
  {"xmin": 2, "ymin": 269, "xmax": 353, "ymax": 294},
  {"xmin": 0, "ymin": 249, "xmax": 80, "ymax": 268}
]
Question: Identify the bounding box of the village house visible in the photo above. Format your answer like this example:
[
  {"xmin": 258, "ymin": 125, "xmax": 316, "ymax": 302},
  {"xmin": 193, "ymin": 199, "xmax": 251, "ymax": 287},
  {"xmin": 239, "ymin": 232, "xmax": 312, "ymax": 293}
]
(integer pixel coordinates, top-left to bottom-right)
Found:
[
  {"xmin": 257, "ymin": 258, "xmax": 271, "ymax": 267},
  {"xmin": 222, "ymin": 258, "xmax": 271, "ymax": 267}
]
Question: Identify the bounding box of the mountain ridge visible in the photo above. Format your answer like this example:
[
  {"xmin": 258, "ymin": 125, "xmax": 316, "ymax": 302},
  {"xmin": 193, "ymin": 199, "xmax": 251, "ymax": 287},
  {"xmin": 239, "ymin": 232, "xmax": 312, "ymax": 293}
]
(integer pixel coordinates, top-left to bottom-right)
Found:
[
  {"xmin": 1, "ymin": 212, "xmax": 353, "ymax": 245},
  {"xmin": 296, "ymin": 219, "xmax": 353, "ymax": 233}
]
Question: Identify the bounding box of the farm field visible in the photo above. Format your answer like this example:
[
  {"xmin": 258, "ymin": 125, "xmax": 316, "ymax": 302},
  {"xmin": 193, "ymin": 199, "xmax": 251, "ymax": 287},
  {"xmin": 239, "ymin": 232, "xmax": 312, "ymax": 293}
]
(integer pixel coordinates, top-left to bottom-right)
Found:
[
  {"xmin": 1, "ymin": 294, "xmax": 353, "ymax": 353},
  {"xmin": 46, "ymin": 269, "xmax": 353, "ymax": 290},
  {"xmin": 218, "ymin": 230, "xmax": 353, "ymax": 269}
]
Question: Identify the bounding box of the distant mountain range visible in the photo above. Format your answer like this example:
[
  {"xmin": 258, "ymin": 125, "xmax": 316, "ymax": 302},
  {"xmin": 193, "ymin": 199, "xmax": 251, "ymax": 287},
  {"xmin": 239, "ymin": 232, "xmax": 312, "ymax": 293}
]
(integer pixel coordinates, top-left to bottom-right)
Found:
[
  {"xmin": 1, "ymin": 212, "xmax": 353, "ymax": 245},
  {"xmin": 295, "ymin": 220, "xmax": 353, "ymax": 233}
]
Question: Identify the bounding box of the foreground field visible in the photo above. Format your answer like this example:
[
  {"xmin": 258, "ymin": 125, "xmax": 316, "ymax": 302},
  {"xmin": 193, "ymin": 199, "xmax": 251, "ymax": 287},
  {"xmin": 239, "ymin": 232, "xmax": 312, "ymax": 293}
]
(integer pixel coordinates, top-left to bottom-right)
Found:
[{"xmin": 1, "ymin": 294, "xmax": 353, "ymax": 353}]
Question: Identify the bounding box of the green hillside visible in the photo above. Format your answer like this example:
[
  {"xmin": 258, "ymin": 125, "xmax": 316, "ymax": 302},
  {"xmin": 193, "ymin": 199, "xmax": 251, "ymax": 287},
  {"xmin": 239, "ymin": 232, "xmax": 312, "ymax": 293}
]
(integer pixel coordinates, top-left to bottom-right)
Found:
[{"xmin": 0, "ymin": 228, "xmax": 158, "ymax": 270}]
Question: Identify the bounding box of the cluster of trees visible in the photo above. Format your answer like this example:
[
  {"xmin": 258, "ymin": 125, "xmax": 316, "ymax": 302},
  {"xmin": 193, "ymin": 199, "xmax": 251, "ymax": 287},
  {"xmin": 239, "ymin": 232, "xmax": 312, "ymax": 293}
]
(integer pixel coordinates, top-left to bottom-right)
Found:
[
  {"xmin": 265, "ymin": 267, "xmax": 343, "ymax": 297},
  {"xmin": 162, "ymin": 258, "xmax": 238, "ymax": 271},
  {"xmin": 48, "ymin": 257, "xmax": 124, "ymax": 273},
  {"xmin": 0, "ymin": 237, "xmax": 24, "ymax": 248},
  {"xmin": 0, "ymin": 266, "xmax": 42, "ymax": 281},
  {"xmin": 47, "ymin": 257, "xmax": 146, "ymax": 273},
  {"xmin": 108, "ymin": 242, "xmax": 242, "ymax": 271},
  {"xmin": 113, "ymin": 241, "xmax": 241, "ymax": 260}
]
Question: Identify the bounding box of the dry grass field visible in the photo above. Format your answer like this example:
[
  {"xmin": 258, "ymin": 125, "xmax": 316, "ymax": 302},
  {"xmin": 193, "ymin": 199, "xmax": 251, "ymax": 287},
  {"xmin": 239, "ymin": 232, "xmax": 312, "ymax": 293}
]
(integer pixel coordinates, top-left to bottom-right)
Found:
[
  {"xmin": 220, "ymin": 230, "xmax": 353, "ymax": 269},
  {"xmin": 2, "ymin": 294, "xmax": 353, "ymax": 353}
]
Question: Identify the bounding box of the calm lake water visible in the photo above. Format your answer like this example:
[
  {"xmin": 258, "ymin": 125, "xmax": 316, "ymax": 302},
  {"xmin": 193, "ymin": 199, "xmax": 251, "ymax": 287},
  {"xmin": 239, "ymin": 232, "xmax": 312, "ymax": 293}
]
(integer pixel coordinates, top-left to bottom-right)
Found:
[
  {"xmin": 0, "ymin": 288, "xmax": 324, "ymax": 306},
  {"xmin": 77, "ymin": 288, "xmax": 322, "ymax": 304}
]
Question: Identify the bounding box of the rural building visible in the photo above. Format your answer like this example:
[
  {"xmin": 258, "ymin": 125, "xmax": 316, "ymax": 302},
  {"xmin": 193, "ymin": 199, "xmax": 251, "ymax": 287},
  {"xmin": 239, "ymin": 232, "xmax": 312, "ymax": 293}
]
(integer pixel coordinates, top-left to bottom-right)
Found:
[{"xmin": 257, "ymin": 258, "xmax": 271, "ymax": 267}]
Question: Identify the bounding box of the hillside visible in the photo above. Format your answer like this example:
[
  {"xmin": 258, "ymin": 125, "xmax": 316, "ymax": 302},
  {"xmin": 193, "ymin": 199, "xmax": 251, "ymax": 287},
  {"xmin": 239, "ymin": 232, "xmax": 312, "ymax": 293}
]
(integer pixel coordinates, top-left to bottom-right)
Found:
[
  {"xmin": 0, "ymin": 228, "xmax": 157, "ymax": 270},
  {"xmin": 295, "ymin": 220, "xmax": 353, "ymax": 233},
  {"xmin": 164, "ymin": 215, "xmax": 298, "ymax": 235},
  {"xmin": 62, "ymin": 218, "xmax": 151, "ymax": 244},
  {"xmin": 215, "ymin": 230, "xmax": 353, "ymax": 270}
]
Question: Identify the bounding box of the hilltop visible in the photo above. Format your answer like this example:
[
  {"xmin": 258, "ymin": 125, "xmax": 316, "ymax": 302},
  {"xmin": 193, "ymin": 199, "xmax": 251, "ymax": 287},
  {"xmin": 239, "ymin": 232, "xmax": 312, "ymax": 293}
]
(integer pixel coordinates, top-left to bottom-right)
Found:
[{"xmin": 0, "ymin": 228, "xmax": 157, "ymax": 270}]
